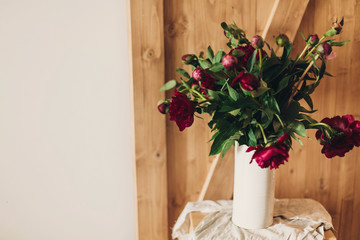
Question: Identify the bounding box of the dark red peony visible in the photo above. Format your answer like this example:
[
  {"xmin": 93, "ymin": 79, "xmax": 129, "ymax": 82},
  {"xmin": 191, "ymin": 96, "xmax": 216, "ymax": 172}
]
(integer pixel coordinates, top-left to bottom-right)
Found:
[
  {"xmin": 316, "ymin": 115, "xmax": 355, "ymax": 158},
  {"xmin": 199, "ymin": 74, "xmax": 217, "ymax": 90},
  {"xmin": 230, "ymin": 72, "xmax": 260, "ymax": 91},
  {"xmin": 229, "ymin": 44, "xmax": 266, "ymax": 70},
  {"xmin": 192, "ymin": 68, "xmax": 206, "ymax": 81},
  {"xmin": 169, "ymin": 92, "xmax": 194, "ymax": 131},
  {"xmin": 247, "ymin": 133, "xmax": 290, "ymax": 169}
]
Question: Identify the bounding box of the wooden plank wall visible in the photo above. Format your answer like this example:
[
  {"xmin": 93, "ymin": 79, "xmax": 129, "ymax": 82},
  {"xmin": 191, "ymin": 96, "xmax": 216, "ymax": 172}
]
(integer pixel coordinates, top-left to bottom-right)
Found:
[
  {"xmin": 131, "ymin": 0, "xmax": 360, "ymax": 239},
  {"xmin": 128, "ymin": 0, "xmax": 168, "ymax": 239}
]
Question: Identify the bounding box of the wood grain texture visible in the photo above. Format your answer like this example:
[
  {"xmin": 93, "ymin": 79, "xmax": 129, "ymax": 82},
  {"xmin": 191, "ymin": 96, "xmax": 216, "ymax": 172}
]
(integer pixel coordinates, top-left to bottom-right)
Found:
[
  {"xmin": 129, "ymin": 0, "xmax": 168, "ymax": 239},
  {"xmin": 262, "ymin": 0, "xmax": 310, "ymax": 48}
]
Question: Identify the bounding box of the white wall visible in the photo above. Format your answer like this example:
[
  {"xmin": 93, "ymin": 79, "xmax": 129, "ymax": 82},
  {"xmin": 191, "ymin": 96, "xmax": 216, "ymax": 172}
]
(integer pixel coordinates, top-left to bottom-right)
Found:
[{"xmin": 0, "ymin": 1, "xmax": 134, "ymax": 239}]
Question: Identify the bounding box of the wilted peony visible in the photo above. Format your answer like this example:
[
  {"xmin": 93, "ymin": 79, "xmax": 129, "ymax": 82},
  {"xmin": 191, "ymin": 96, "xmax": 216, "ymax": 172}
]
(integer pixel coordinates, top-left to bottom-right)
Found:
[{"xmin": 316, "ymin": 115, "xmax": 356, "ymax": 158}]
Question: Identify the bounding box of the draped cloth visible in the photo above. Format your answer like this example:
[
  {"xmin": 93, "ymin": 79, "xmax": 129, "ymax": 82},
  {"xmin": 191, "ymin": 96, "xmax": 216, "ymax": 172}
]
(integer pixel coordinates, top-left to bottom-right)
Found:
[{"xmin": 172, "ymin": 199, "xmax": 333, "ymax": 240}]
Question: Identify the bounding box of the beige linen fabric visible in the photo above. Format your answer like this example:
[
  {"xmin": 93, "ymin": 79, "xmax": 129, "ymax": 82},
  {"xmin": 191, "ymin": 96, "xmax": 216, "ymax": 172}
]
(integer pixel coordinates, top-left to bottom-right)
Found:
[{"xmin": 172, "ymin": 199, "xmax": 333, "ymax": 240}]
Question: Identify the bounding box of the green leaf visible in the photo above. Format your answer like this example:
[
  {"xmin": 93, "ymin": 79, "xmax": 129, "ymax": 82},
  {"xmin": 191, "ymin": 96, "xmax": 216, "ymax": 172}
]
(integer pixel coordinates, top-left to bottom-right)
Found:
[
  {"xmin": 248, "ymin": 50, "xmax": 257, "ymax": 72},
  {"xmin": 299, "ymin": 31, "xmax": 306, "ymax": 41},
  {"xmin": 303, "ymin": 95, "xmax": 313, "ymax": 110},
  {"xmin": 221, "ymin": 139, "xmax": 235, "ymax": 158},
  {"xmin": 275, "ymin": 75, "xmax": 291, "ymax": 94},
  {"xmin": 248, "ymin": 128, "xmax": 257, "ymax": 146},
  {"xmin": 160, "ymin": 80, "xmax": 177, "ymax": 91},
  {"xmin": 214, "ymin": 49, "xmax": 225, "ymax": 63},
  {"xmin": 207, "ymin": 46, "xmax": 214, "ymax": 62},
  {"xmin": 281, "ymin": 42, "xmax": 292, "ymax": 61},
  {"xmin": 290, "ymin": 132, "xmax": 303, "ymax": 145},
  {"xmin": 252, "ymin": 86, "xmax": 269, "ymax": 98},
  {"xmin": 232, "ymin": 49, "xmax": 245, "ymax": 57},
  {"xmin": 288, "ymin": 121, "xmax": 307, "ymax": 137},
  {"xmin": 176, "ymin": 68, "xmax": 190, "ymax": 79},
  {"xmin": 324, "ymin": 29, "xmax": 337, "ymax": 37},
  {"xmin": 209, "ymin": 62, "xmax": 224, "ymax": 72},
  {"xmin": 199, "ymin": 59, "xmax": 212, "ymax": 69},
  {"xmin": 227, "ymin": 84, "xmax": 239, "ymax": 101},
  {"xmin": 330, "ymin": 40, "xmax": 350, "ymax": 46}
]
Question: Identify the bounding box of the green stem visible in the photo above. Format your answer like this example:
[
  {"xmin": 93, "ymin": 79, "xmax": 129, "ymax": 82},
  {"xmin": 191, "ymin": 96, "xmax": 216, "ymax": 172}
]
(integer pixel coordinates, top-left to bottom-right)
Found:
[
  {"xmin": 296, "ymin": 44, "xmax": 309, "ymax": 62},
  {"xmin": 308, "ymin": 122, "xmax": 334, "ymax": 133},
  {"xmin": 304, "ymin": 36, "xmax": 326, "ymax": 59},
  {"xmin": 191, "ymin": 88, "xmax": 207, "ymax": 101},
  {"xmin": 258, "ymin": 49, "xmax": 263, "ymax": 75},
  {"xmin": 257, "ymin": 123, "xmax": 267, "ymax": 144}
]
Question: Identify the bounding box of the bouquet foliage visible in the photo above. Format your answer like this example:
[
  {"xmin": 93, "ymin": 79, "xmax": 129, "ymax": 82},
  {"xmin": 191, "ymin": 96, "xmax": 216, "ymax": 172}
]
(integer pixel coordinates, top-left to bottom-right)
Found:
[{"xmin": 158, "ymin": 19, "xmax": 360, "ymax": 169}]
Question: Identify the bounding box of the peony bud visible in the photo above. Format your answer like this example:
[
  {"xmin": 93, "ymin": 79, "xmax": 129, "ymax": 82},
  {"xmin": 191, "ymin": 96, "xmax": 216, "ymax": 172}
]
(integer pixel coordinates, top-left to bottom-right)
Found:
[
  {"xmin": 251, "ymin": 35, "xmax": 264, "ymax": 48},
  {"xmin": 222, "ymin": 54, "xmax": 238, "ymax": 70},
  {"xmin": 307, "ymin": 34, "xmax": 319, "ymax": 46},
  {"xmin": 181, "ymin": 54, "xmax": 193, "ymax": 64},
  {"xmin": 332, "ymin": 22, "xmax": 342, "ymax": 34},
  {"xmin": 317, "ymin": 42, "xmax": 332, "ymax": 57},
  {"xmin": 275, "ymin": 34, "xmax": 289, "ymax": 47},
  {"xmin": 192, "ymin": 68, "xmax": 206, "ymax": 81},
  {"xmin": 157, "ymin": 102, "xmax": 168, "ymax": 114}
]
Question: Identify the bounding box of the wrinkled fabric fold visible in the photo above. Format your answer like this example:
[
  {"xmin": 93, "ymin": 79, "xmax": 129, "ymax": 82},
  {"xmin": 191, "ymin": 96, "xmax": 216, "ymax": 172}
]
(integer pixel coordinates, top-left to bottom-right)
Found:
[{"xmin": 172, "ymin": 199, "xmax": 333, "ymax": 240}]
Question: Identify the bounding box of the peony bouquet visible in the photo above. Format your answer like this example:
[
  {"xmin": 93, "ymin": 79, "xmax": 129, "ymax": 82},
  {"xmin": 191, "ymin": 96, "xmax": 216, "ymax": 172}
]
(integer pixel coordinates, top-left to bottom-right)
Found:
[{"xmin": 158, "ymin": 19, "xmax": 360, "ymax": 169}]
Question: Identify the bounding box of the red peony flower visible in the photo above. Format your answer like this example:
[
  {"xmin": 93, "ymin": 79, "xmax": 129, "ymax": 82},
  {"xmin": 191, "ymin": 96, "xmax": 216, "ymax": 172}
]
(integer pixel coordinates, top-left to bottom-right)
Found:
[
  {"xmin": 230, "ymin": 72, "xmax": 260, "ymax": 91},
  {"xmin": 199, "ymin": 74, "xmax": 217, "ymax": 90},
  {"xmin": 192, "ymin": 68, "xmax": 206, "ymax": 81},
  {"xmin": 169, "ymin": 92, "xmax": 194, "ymax": 131},
  {"xmin": 316, "ymin": 115, "xmax": 355, "ymax": 158},
  {"xmin": 247, "ymin": 133, "xmax": 290, "ymax": 169}
]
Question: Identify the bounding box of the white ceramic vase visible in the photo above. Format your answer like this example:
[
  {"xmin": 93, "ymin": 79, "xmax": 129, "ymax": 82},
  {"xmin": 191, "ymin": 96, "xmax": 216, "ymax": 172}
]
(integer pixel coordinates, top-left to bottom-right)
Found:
[{"xmin": 232, "ymin": 143, "xmax": 275, "ymax": 229}]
